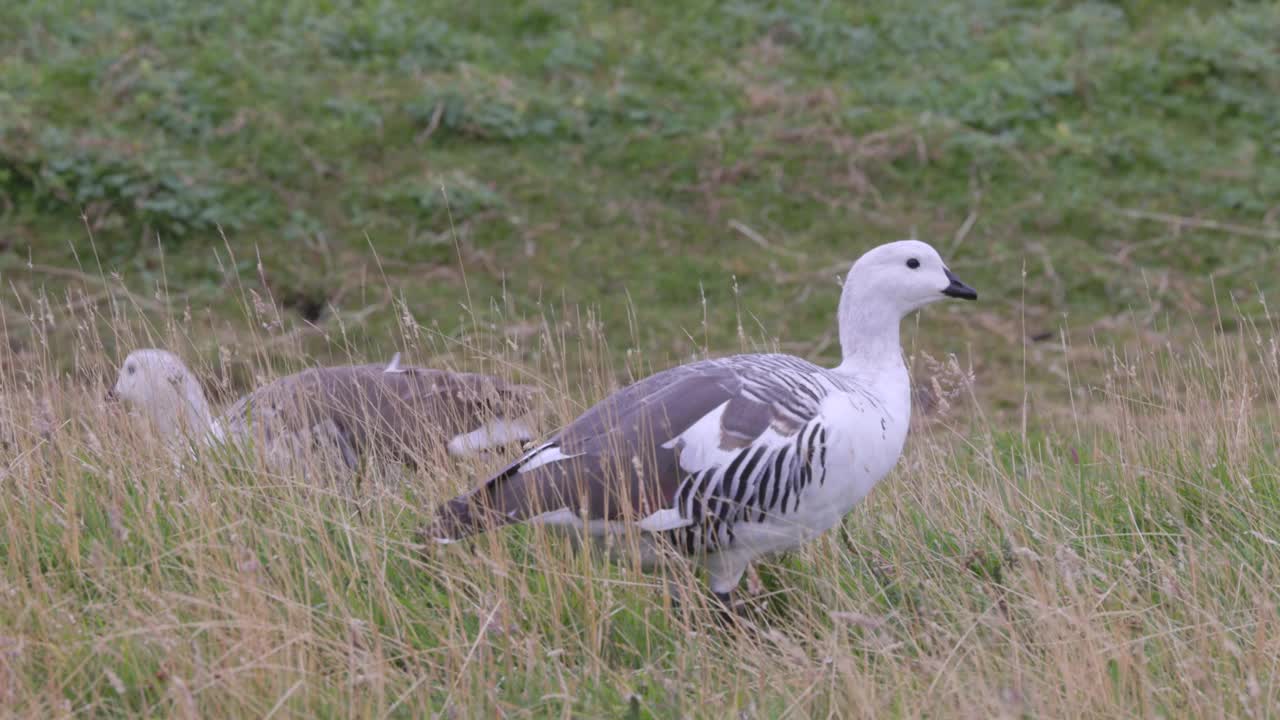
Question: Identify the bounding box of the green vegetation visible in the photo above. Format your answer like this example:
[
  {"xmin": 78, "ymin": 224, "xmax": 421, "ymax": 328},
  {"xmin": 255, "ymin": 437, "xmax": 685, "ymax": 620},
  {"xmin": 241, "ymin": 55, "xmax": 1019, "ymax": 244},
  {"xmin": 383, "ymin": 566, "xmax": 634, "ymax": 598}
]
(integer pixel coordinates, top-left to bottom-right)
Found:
[
  {"xmin": 1, "ymin": 0, "xmax": 1279, "ymax": 716},
  {"xmin": 3, "ymin": 305, "xmax": 1279, "ymax": 717},
  {"xmin": 3, "ymin": 0, "xmax": 1277, "ymax": 404}
]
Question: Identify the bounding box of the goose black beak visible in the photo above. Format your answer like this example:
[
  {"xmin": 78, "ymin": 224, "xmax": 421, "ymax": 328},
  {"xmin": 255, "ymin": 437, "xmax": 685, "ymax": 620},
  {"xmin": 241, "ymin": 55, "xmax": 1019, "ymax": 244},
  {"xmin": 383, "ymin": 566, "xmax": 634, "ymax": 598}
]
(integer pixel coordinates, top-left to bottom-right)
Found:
[
  {"xmin": 942, "ymin": 268, "xmax": 978, "ymax": 300},
  {"xmin": 104, "ymin": 389, "xmax": 118, "ymax": 402}
]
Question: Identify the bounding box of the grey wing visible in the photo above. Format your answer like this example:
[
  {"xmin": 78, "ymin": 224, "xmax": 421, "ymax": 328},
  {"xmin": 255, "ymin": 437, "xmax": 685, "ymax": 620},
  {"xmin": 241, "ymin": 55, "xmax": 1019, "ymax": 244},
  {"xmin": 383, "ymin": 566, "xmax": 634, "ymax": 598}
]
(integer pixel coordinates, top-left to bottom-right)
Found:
[
  {"xmin": 218, "ymin": 373, "xmax": 363, "ymax": 471},
  {"xmin": 366, "ymin": 367, "xmax": 539, "ymax": 459},
  {"xmin": 429, "ymin": 355, "xmax": 828, "ymax": 540},
  {"xmin": 220, "ymin": 365, "xmax": 537, "ymax": 467}
]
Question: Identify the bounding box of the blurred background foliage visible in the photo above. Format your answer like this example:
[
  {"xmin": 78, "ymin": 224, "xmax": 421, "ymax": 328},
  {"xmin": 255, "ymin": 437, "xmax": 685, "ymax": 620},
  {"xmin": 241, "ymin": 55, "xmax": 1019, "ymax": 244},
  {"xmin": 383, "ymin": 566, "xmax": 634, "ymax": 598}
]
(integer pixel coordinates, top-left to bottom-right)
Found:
[{"xmin": 1, "ymin": 0, "xmax": 1277, "ymax": 417}]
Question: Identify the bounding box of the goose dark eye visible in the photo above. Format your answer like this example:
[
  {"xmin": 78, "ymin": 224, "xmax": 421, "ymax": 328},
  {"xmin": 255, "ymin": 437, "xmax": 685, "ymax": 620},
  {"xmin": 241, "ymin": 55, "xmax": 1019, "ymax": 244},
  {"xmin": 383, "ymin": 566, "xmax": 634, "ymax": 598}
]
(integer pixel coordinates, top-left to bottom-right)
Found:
[
  {"xmin": 126, "ymin": 364, "xmax": 136, "ymax": 375},
  {"xmin": 906, "ymin": 258, "xmax": 920, "ymax": 269}
]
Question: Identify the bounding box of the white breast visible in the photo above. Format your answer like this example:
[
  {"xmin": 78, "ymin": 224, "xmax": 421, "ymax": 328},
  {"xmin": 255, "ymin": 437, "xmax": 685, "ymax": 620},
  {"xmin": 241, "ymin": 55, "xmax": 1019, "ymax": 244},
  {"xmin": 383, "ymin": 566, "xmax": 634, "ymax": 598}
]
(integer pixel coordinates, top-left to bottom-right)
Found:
[
  {"xmin": 820, "ymin": 390, "xmax": 908, "ymax": 514},
  {"xmin": 735, "ymin": 385, "xmax": 910, "ymax": 557}
]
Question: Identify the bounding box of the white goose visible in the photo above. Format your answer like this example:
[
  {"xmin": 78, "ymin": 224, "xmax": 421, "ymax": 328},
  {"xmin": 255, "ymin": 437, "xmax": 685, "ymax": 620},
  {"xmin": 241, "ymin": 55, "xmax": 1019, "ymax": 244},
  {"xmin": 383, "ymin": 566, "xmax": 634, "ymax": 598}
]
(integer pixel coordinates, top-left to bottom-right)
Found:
[
  {"xmin": 424, "ymin": 240, "xmax": 976, "ymax": 606},
  {"xmin": 107, "ymin": 349, "xmax": 539, "ymax": 471}
]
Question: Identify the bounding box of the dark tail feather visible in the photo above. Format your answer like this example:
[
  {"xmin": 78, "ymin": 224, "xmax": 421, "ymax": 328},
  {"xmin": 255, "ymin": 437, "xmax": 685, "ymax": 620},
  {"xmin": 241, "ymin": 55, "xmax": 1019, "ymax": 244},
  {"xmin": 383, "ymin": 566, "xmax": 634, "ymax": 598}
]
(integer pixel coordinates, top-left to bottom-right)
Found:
[
  {"xmin": 417, "ymin": 491, "xmax": 516, "ymax": 546},
  {"xmin": 418, "ymin": 459, "xmax": 555, "ymax": 547}
]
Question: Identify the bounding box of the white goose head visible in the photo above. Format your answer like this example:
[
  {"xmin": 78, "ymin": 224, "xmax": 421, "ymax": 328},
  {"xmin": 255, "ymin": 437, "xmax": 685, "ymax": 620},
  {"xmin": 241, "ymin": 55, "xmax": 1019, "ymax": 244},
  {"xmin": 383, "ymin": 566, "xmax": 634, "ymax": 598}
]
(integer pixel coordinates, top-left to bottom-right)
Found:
[
  {"xmin": 107, "ymin": 349, "xmax": 214, "ymax": 440},
  {"xmin": 837, "ymin": 239, "xmax": 976, "ymax": 367},
  {"xmin": 846, "ymin": 239, "xmax": 977, "ymax": 314}
]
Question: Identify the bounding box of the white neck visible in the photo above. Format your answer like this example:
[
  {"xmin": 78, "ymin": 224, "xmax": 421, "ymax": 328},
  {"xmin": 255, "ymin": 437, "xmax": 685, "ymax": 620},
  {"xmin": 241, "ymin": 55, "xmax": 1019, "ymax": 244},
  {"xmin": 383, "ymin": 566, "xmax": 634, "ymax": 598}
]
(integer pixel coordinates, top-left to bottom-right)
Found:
[
  {"xmin": 146, "ymin": 382, "xmax": 216, "ymax": 444},
  {"xmin": 833, "ymin": 281, "xmax": 907, "ymax": 376}
]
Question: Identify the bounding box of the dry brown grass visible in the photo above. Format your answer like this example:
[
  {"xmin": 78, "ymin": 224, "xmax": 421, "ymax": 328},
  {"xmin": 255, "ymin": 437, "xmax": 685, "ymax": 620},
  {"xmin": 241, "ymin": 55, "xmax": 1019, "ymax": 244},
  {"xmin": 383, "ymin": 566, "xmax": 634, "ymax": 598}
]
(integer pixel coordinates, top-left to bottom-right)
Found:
[{"xmin": 1, "ymin": 273, "xmax": 1278, "ymax": 719}]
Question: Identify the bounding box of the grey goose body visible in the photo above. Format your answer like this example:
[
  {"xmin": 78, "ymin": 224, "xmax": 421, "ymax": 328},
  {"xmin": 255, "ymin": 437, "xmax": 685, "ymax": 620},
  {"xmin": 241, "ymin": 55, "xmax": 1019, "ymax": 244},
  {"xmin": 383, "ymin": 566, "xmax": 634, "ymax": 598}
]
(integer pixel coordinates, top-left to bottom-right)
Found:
[{"xmin": 109, "ymin": 350, "xmax": 538, "ymax": 471}]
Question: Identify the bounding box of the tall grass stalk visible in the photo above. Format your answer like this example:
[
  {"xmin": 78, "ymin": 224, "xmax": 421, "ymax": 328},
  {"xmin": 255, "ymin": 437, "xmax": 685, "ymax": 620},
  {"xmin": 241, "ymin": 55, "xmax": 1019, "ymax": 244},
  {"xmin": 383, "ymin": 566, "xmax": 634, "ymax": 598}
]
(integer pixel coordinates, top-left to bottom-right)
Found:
[{"xmin": 0, "ymin": 267, "xmax": 1277, "ymax": 718}]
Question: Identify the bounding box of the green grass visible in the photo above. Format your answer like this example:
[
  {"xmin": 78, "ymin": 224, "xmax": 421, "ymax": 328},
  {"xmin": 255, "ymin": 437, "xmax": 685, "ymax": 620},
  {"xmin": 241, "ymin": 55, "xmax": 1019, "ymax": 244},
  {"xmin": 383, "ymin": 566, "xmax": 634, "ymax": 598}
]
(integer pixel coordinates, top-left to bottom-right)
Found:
[
  {"xmin": 2, "ymin": 0, "xmax": 1280, "ymax": 716},
  {"xmin": 3, "ymin": 0, "xmax": 1278, "ymax": 407},
  {"xmin": 2, "ymin": 306, "xmax": 1279, "ymax": 717}
]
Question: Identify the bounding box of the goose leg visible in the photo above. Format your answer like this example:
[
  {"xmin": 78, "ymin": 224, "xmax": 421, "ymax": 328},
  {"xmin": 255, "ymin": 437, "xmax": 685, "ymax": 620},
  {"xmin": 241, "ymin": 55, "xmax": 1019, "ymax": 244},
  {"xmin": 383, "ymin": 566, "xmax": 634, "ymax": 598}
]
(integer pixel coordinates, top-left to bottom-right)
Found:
[
  {"xmin": 706, "ymin": 552, "xmax": 749, "ymax": 598},
  {"xmin": 664, "ymin": 579, "xmax": 686, "ymax": 609},
  {"xmin": 707, "ymin": 552, "xmax": 751, "ymax": 624}
]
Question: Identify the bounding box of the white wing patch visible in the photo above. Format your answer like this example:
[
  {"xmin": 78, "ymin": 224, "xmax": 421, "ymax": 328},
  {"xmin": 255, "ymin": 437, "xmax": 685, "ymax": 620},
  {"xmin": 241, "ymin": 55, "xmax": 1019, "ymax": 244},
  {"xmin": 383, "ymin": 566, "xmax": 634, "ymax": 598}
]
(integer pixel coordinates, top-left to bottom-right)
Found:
[
  {"xmin": 637, "ymin": 507, "xmax": 689, "ymax": 532},
  {"xmin": 384, "ymin": 353, "xmax": 405, "ymax": 374},
  {"xmin": 447, "ymin": 416, "xmax": 536, "ymax": 456},
  {"xmin": 206, "ymin": 419, "xmax": 228, "ymax": 443},
  {"xmin": 660, "ymin": 400, "xmax": 736, "ymax": 473},
  {"xmin": 517, "ymin": 444, "xmax": 581, "ymax": 472},
  {"xmin": 661, "ymin": 398, "xmax": 804, "ymax": 474}
]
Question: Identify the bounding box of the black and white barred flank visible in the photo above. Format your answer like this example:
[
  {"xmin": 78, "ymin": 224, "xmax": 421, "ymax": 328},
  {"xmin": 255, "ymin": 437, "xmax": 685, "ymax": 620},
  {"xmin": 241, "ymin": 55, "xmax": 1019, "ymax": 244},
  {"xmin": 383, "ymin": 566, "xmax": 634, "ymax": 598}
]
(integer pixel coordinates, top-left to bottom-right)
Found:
[{"xmin": 667, "ymin": 418, "xmax": 830, "ymax": 554}]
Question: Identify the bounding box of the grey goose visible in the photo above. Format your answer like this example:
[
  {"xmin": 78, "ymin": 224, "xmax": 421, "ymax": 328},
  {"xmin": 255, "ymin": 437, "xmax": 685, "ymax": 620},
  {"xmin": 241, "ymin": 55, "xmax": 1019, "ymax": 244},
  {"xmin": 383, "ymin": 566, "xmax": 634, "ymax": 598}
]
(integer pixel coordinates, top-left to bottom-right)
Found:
[{"xmin": 107, "ymin": 349, "xmax": 538, "ymax": 470}]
